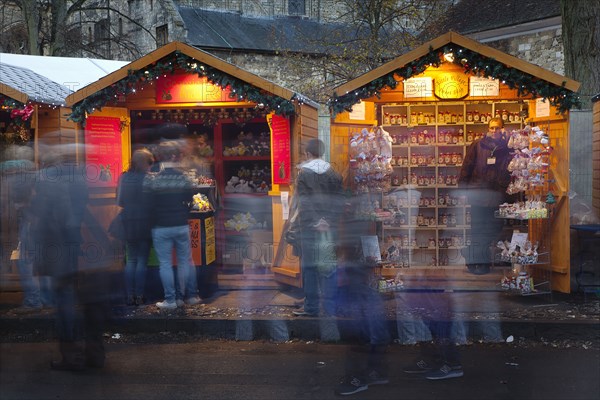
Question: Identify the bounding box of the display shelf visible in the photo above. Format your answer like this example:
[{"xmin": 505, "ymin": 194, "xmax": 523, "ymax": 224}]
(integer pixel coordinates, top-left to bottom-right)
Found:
[{"xmin": 376, "ymin": 100, "xmax": 523, "ymax": 268}]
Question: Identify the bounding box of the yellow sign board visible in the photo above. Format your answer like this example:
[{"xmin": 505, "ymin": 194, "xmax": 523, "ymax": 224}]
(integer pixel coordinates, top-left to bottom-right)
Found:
[{"xmin": 434, "ymin": 72, "xmax": 469, "ymax": 99}]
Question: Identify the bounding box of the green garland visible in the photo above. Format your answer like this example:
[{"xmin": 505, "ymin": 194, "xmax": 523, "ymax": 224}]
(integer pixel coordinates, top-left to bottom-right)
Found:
[
  {"xmin": 0, "ymin": 94, "xmax": 23, "ymax": 110},
  {"xmin": 68, "ymin": 52, "xmax": 297, "ymax": 125},
  {"xmin": 328, "ymin": 45, "xmax": 581, "ymax": 115}
]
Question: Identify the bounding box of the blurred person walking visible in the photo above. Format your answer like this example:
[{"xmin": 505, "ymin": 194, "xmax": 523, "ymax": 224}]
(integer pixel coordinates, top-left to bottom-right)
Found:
[
  {"xmin": 1, "ymin": 145, "xmax": 53, "ymax": 313},
  {"xmin": 143, "ymin": 141, "xmax": 201, "ymax": 309},
  {"xmin": 401, "ymin": 290, "xmax": 464, "ymax": 380},
  {"xmin": 292, "ymin": 138, "xmax": 344, "ymax": 318},
  {"xmin": 31, "ymin": 146, "xmax": 108, "ymax": 371},
  {"xmin": 117, "ymin": 148, "xmax": 154, "ymax": 306},
  {"xmin": 334, "ymin": 217, "xmax": 391, "ymax": 396}
]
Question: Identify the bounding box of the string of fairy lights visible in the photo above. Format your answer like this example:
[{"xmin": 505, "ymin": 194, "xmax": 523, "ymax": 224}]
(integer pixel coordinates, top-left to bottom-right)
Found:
[
  {"xmin": 328, "ymin": 45, "xmax": 581, "ymax": 115},
  {"xmin": 3, "ymin": 43, "xmax": 583, "ymax": 131},
  {"xmin": 67, "ymin": 51, "xmax": 299, "ymax": 125}
]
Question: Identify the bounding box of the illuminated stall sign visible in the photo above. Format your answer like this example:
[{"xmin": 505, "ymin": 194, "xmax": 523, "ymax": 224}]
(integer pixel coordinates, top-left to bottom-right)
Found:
[
  {"xmin": 268, "ymin": 113, "xmax": 291, "ymax": 185},
  {"xmin": 85, "ymin": 116, "xmax": 122, "ymax": 187},
  {"xmin": 156, "ymin": 74, "xmax": 234, "ymax": 103},
  {"xmin": 469, "ymin": 77, "xmax": 500, "ymax": 97},
  {"xmin": 434, "ymin": 72, "xmax": 469, "ymax": 99},
  {"xmin": 403, "ymin": 77, "xmax": 434, "ymax": 98}
]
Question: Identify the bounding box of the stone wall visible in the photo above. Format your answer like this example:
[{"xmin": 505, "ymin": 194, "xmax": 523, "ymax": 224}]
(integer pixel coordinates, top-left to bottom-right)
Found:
[
  {"xmin": 119, "ymin": 0, "xmax": 188, "ymax": 58},
  {"xmin": 209, "ymin": 51, "xmax": 304, "ymax": 90},
  {"xmin": 483, "ymin": 27, "xmax": 564, "ymax": 75}
]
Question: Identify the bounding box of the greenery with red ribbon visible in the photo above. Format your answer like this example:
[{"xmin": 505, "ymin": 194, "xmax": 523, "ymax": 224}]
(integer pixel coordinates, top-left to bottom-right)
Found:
[
  {"xmin": 68, "ymin": 51, "xmax": 298, "ymax": 125},
  {"xmin": 328, "ymin": 45, "xmax": 581, "ymax": 115}
]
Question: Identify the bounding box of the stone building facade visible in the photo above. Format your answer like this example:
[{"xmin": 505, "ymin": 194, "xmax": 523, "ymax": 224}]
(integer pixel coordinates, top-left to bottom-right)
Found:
[{"xmin": 488, "ymin": 28, "xmax": 564, "ymax": 76}]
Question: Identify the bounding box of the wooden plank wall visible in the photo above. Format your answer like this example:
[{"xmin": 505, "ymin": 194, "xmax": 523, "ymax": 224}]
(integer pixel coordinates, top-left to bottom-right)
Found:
[{"xmin": 538, "ymin": 118, "xmax": 570, "ymax": 292}]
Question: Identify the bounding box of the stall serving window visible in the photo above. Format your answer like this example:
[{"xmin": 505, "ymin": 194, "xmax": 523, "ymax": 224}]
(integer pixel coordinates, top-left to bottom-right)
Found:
[{"xmin": 130, "ymin": 106, "xmax": 273, "ymax": 273}]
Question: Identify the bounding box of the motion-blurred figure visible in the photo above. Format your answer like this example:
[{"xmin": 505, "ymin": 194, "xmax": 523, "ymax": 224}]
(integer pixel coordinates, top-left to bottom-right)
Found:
[
  {"xmin": 31, "ymin": 146, "xmax": 108, "ymax": 371},
  {"xmin": 401, "ymin": 290, "xmax": 464, "ymax": 380},
  {"xmin": 293, "ymin": 138, "xmax": 343, "ymax": 318},
  {"xmin": 1, "ymin": 145, "xmax": 53, "ymax": 312},
  {"xmin": 117, "ymin": 148, "xmax": 154, "ymax": 306},
  {"xmin": 334, "ymin": 217, "xmax": 391, "ymax": 396}
]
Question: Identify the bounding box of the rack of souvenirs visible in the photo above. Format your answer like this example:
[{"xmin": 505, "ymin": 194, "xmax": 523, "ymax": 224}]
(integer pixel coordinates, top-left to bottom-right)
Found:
[
  {"xmin": 349, "ymin": 127, "xmax": 394, "ymax": 193},
  {"xmin": 500, "ymin": 271, "xmax": 535, "ymax": 294},
  {"xmin": 495, "ymin": 239, "xmax": 545, "ymax": 265},
  {"xmin": 498, "ymin": 259, "xmax": 551, "ymax": 295},
  {"xmin": 495, "ymin": 200, "xmax": 549, "ymax": 220},
  {"xmin": 506, "ymin": 125, "xmax": 552, "ymax": 195}
]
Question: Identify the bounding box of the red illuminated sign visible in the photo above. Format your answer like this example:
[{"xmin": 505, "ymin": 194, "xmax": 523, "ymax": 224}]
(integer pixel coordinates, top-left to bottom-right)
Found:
[
  {"xmin": 268, "ymin": 113, "xmax": 291, "ymax": 185},
  {"xmin": 85, "ymin": 116, "xmax": 122, "ymax": 188},
  {"xmin": 155, "ymin": 73, "xmax": 235, "ymax": 103}
]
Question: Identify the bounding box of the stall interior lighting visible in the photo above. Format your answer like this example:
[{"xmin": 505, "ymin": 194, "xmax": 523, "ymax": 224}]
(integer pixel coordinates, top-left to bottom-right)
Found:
[{"xmin": 443, "ymin": 52, "xmax": 455, "ymax": 62}]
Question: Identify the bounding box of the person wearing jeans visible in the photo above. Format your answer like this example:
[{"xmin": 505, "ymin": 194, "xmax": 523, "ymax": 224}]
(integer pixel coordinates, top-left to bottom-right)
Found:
[
  {"xmin": 151, "ymin": 225, "xmax": 193, "ymax": 305},
  {"xmin": 143, "ymin": 141, "xmax": 201, "ymax": 309}
]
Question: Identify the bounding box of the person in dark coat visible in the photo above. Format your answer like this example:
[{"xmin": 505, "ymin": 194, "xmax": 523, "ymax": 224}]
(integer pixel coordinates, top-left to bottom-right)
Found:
[
  {"xmin": 117, "ymin": 148, "xmax": 154, "ymax": 306},
  {"xmin": 143, "ymin": 141, "xmax": 201, "ymax": 309},
  {"xmin": 459, "ymin": 117, "xmax": 514, "ymax": 274}
]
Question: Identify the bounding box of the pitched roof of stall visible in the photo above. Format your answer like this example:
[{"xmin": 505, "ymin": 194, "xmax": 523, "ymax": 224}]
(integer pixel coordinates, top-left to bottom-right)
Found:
[
  {"xmin": 422, "ymin": 0, "xmax": 560, "ymax": 39},
  {"xmin": 66, "ymin": 41, "xmax": 316, "ymax": 107},
  {"xmin": 0, "ymin": 62, "xmax": 72, "ymax": 105},
  {"xmin": 177, "ymin": 7, "xmax": 345, "ymax": 54},
  {"xmin": 333, "ymin": 31, "xmax": 579, "ymax": 97}
]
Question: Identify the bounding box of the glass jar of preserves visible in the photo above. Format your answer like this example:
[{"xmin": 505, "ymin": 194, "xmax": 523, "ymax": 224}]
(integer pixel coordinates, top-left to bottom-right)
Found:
[{"xmin": 384, "ymin": 113, "xmax": 391, "ymax": 124}]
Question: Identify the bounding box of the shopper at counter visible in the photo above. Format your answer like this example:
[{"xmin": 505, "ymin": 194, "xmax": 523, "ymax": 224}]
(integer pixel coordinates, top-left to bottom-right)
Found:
[
  {"xmin": 117, "ymin": 148, "xmax": 154, "ymax": 306},
  {"xmin": 143, "ymin": 141, "xmax": 201, "ymax": 309},
  {"xmin": 459, "ymin": 117, "xmax": 513, "ymax": 274}
]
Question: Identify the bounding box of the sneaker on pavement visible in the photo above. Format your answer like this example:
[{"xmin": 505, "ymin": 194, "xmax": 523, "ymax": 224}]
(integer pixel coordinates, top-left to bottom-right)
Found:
[
  {"xmin": 335, "ymin": 376, "xmax": 369, "ymax": 396},
  {"xmin": 403, "ymin": 359, "xmax": 434, "ymax": 374},
  {"xmin": 292, "ymin": 310, "xmax": 318, "ymax": 317},
  {"xmin": 156, "ymin": 300, "xmax": 177, "ymax": 310},
  {"xmin": 364, "ymin": 369, "xmax": 389, "ymax": 385},
  {"xmin": 425, "ymin": 364, "xmax": 464, "ymax": 380},
  {"xmin": 185, "ymin": 296, "xmax": 202, "ymax": 305},
  {"xmin": 176, "ymin": 299, "xmax": 185, "ymax": 308}
]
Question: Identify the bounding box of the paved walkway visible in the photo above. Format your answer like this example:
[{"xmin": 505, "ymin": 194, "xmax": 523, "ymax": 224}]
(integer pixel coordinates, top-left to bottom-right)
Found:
[{"xmin": 1, "ymin": 288, "xmax": 598, "ymax": 344}]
